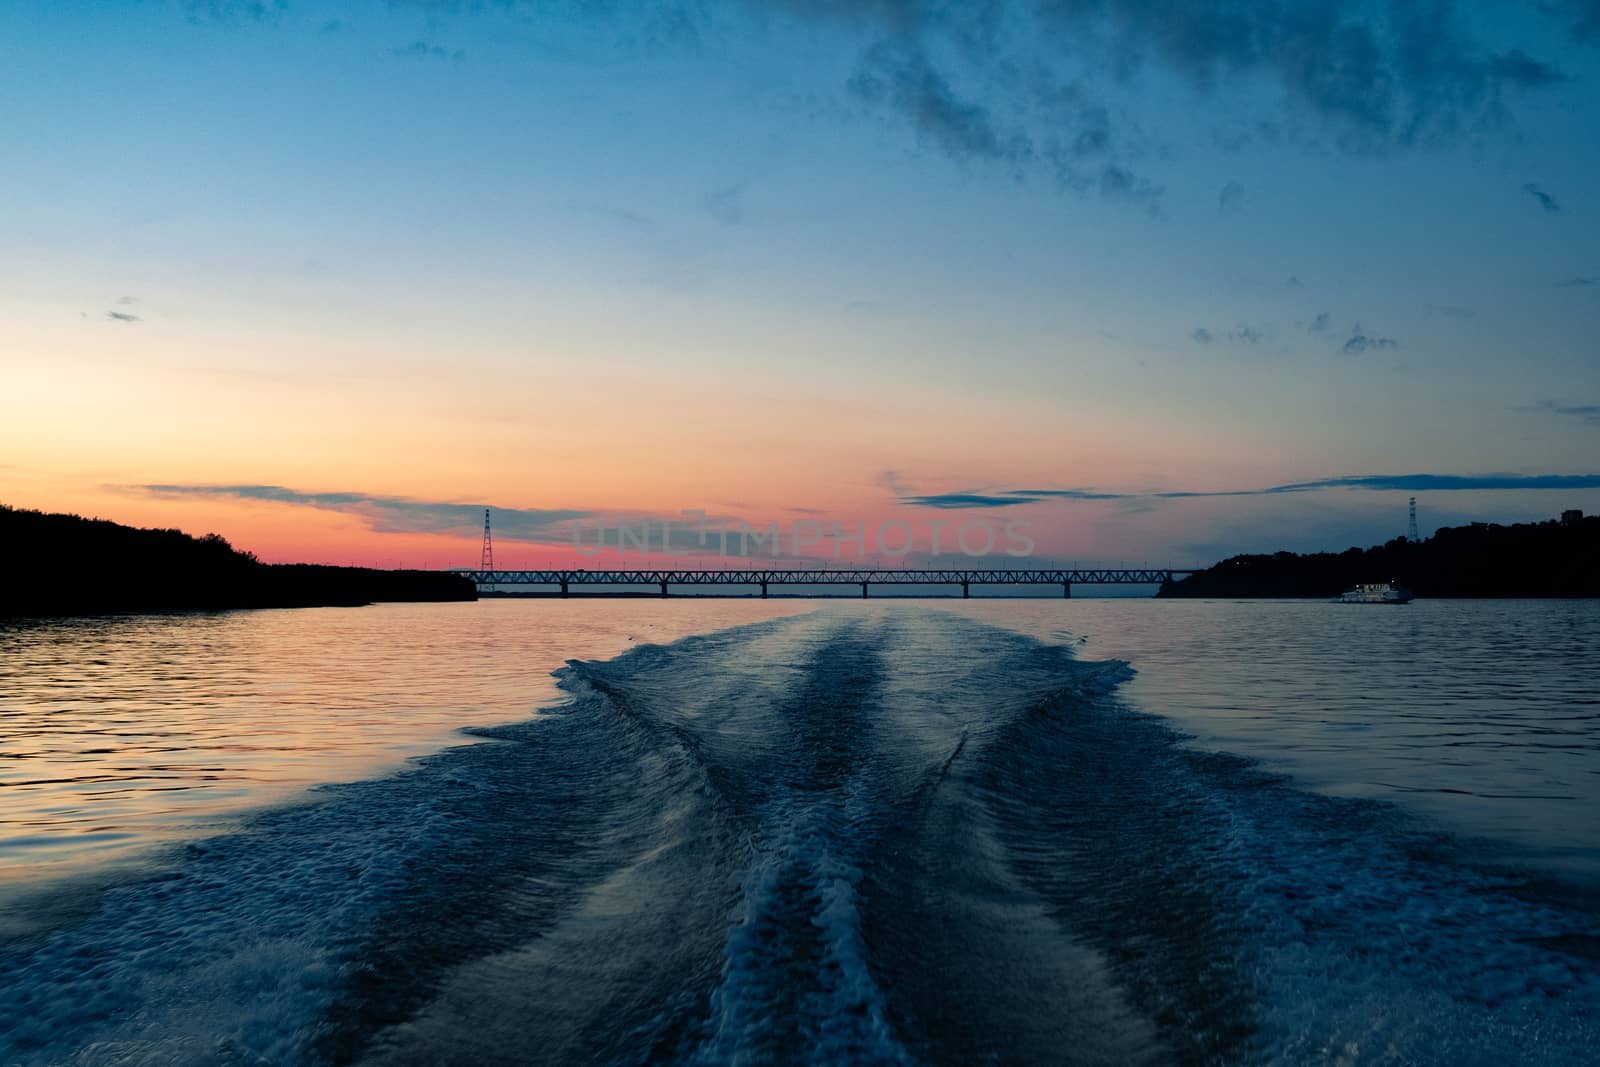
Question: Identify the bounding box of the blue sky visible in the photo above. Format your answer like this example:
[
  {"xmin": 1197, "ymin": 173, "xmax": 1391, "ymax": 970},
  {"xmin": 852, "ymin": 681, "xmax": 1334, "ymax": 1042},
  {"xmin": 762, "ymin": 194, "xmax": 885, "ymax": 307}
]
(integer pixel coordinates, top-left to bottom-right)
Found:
[{"xmin": 2, "ymin": 1, "xmax": 1597, "ymax": 564}]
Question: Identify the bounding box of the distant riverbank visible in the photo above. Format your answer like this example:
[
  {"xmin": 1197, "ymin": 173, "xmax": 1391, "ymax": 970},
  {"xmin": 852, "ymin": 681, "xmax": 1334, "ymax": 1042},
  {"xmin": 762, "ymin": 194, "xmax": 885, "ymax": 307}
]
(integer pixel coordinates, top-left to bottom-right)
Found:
[
  {"xmin": 1159, "ymin": 512, "xmax": 1597, "ymax": 598},
  {"xmin": 1, "ymin": 504, "xmax": 475, "ymax": 617}
]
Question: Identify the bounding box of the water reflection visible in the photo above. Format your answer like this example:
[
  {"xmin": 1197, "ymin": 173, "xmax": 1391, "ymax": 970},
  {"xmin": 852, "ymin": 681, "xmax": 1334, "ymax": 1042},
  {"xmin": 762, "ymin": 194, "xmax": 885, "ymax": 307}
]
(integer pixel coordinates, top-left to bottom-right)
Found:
[{"xmin": 0, "ymin": 601, "xmax": 812, "ymax": 880}]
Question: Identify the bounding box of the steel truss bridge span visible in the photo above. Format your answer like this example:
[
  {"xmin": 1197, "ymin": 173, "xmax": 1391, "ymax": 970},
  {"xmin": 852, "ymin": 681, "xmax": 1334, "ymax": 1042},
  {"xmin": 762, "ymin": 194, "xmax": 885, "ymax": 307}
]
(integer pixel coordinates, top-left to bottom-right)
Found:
[{"xmin": 452, "ymin": 568, "xmax": 1195, "ymax": 598}]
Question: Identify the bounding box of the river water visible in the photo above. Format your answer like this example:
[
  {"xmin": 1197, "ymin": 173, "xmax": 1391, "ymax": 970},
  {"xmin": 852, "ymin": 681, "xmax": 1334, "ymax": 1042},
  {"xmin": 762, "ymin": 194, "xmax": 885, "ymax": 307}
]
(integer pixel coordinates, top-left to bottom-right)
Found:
[{"xmin": 1, "ymin": 599, "xmax": 1596, "ymax": 1064}]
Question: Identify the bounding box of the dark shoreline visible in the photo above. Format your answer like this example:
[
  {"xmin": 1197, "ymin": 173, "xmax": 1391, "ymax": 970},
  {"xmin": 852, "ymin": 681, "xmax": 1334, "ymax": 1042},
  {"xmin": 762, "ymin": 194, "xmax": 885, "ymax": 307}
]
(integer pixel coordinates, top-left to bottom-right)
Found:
[
  {"xmin": 1159, "ymin": 513, "xmax": 1597, "ymax": 599},
  {"xmin": 4, "ymin": 563, "xmax": 478, "ymax": 619},
  {"xmin": 2, "ymin": 504, "xmax": 476, "ymax": 619}
]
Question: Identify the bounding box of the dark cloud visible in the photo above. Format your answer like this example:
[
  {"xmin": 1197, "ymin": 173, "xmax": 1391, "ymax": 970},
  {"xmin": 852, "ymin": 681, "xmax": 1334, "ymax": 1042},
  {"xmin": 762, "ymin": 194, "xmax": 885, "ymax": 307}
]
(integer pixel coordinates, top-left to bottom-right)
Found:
[
  {"xmin": 1262, "ymin": 473, "xmax": 1600, "ymax": 493},
  {"xmin": 372, "ymin": 1, "xmax": 1574, "ymax": 200},
  {"xmin": 1553, "ymin": 276, "xmax": 1596, "ymax": 287},
  {"xmin": 900, "ymin": 487, "xmax": 1125, "ymax": 508},
  {"xmin": 1343, "ymin": 328, "xmax": 1399, "ymax": 353},
  {"xmin": 395, "ymin": 40, "xmax": 464, "ymax": 62},
  {"xmin": 1192, "ymin": 325, "xmax": 1263, "ymax": 344},
  {"xmin": 128, "ymin": 485, "xmax": 809, "ymax": 557},
  {"xmin": 134, "ymin": 484, "xmax": 588, "ymax": 540},
  {"xmin": 1487, "ymin": 49, "xmax": 1567, "ymax": 86},
  {"xmin": 180, "ymin": 0, "xmax": 281, "ymax": 23},
  {"xmin": 704, "ymin": 182, "xmax": 747, "ymax": 225},
  {"xmin": 106, "ymin": 311, "xmax": 140, "ymax": 323},
  {"xmin": 1218, "ymin": 180, "xmax": 1246, "ymax": 214},
  {"xmin": 1285, "ymin": 275, "xmax": 1305, "ymax": 288},
  {"xmin": 900, "ymin": 492, "xmax": 1041, "ymax": 509},
  {"xmin": 849, "ymin": 40, "xmax": 1022, "ymax": 163},
  {"xmin": 844, "ymin": 37, "xmax": 1162, "ymax": 205},
  {"xmin": 1091, "ymin": 164, "xmax": 1160, "ymax": 206},
  {"xmin": 1006, "ymin": 488, "xmax": 1127, "ymax": 500},
  {"xmin": 1523, "ymin": 182, "xmax": 1562, "ymax": 213},
  {"xmin": 817, "ymin": 0, "xmax": 1566, "ymax": 196},
  {"xmin": 1006, "ymin": 0, "xmax": 1566, "ymax": 148},
  {"xmin": 1309, "ymin": 312, "xmax": 1330, "ymax": 333},
  {"xmin": 1533, "ymin": 400, "xmax": 1600, "ymax": 424},
  {"xmin": 1552, "ymin": 0, "xmax": 1600, "ymax": 43},
  {"xmin": 890, "ymin": 471, "xmax": 1600, "ymax": 508},
  {"xmin": 875, "ymin": 469, "xmax": 908, "ymax": 495}
]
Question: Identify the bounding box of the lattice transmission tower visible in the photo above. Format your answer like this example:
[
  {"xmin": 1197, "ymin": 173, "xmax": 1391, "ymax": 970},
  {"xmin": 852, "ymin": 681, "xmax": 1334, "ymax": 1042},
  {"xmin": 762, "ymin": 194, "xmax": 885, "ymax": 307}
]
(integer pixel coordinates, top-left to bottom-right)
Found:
[
  {"xmin": 481, "ymin": 508, "xmax": 494, "ymax": 570},
  {"xmin": 1407, "ymin": 497, "xmax": 1419, "ymax": 543}
]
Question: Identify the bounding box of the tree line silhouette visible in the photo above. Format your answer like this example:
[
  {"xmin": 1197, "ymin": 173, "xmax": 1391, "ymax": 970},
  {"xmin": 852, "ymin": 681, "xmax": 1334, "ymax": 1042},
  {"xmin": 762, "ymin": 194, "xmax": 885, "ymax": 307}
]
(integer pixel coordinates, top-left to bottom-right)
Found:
[
  {"xmin": 2, "ymin": 504, "xmax": 476, "ymax": 617},
  {"xmin": 1159, "ymin": 513, "xmax": 1598, "ymax": 598}
]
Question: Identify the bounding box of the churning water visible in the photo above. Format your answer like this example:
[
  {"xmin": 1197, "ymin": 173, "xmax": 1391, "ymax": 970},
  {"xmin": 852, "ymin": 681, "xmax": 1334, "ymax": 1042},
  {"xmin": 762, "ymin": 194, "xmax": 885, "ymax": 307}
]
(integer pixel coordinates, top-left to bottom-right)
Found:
[{"xmin": 1, "ymin": 600, "xmax": 1596, "ymax": 1064}]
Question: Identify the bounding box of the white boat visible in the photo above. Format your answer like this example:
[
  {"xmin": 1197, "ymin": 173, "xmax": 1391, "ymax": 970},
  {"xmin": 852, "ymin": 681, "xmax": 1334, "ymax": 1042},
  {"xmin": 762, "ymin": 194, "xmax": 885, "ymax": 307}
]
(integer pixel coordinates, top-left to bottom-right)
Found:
[{"xmin": 1338, "ymin": 582, "xmax": 1414, "ymax": 604}]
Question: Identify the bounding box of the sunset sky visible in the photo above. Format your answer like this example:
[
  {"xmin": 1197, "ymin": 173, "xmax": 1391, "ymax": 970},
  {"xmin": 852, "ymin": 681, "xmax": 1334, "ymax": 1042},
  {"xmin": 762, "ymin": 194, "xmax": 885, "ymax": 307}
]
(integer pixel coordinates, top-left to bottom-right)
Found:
[{"xmin": 4, "ymin": 0, "xmax": 1598, "ymax": 567}]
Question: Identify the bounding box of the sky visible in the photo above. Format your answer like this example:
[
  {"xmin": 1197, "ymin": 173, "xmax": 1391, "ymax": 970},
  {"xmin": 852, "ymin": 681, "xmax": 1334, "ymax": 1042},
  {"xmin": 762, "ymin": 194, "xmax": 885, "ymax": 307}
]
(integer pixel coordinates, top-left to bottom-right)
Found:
[{"xmin": 2, "ymin": 0, "xmax": 1598, "ymax": 568}]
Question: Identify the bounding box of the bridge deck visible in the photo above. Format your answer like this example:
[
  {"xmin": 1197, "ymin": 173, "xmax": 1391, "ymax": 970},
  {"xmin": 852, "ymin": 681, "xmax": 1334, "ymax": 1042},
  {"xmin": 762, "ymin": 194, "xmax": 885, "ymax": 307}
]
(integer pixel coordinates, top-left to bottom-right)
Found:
[{"xmin": 454, "ymin": 567, "xmax": 1192, "ymax": 593}]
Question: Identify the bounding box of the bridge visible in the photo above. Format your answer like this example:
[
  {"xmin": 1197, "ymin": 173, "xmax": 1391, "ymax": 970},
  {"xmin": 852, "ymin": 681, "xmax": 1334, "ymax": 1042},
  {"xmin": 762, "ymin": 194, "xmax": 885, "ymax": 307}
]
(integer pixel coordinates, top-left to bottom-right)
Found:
[{"xmin": 451, "ymin": 568, "xmax": 1196, "ymax": 598}]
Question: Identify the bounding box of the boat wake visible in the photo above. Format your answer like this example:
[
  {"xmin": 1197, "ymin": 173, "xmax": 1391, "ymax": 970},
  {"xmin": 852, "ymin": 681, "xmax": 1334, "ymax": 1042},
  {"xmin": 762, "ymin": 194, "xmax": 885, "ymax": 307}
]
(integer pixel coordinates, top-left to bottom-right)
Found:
[{"xmin": 1, "ymin": 609, "xmax": 1596, "ymax": 1065}]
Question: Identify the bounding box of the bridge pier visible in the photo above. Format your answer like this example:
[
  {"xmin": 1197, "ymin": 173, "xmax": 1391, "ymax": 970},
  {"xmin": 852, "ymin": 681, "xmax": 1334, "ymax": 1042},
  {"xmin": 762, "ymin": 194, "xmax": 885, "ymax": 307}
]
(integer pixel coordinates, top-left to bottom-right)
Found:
[
  {"xmin": 861, "ymin": 582, "xmax": 869, "ymax": 599},
  {"xmin": 1063, "ymin": 582, "xmax": 1072, "ymax": 598},
  {"xmin": 559, "ymin": 580, "xmax": 569, "ymax": 598},
  {"xmin": 660, "ymin": 581, "xmax": 669, "ymax": 598},
  {"xmin": 760, "ymin": 581, "xmax": 768, "ymax": 599},
  {"xmin": 962, "ymin": 581, "xmax": 970, "ymax": 599}
]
